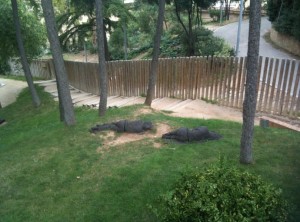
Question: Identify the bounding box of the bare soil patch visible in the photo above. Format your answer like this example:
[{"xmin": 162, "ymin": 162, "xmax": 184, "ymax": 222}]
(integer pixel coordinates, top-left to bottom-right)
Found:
[
  {"xmin": 96, "ymin": 123, "xmax": 172, "ymax": 152},
  {"xmin": 133, "ymin": 106, "xmax": 154, "ymax": 117}
]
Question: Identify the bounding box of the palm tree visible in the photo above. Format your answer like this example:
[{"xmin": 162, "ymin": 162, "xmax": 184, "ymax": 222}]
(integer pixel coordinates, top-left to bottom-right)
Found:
[
  {"xmin": 11, "ymin": 0, "xmax": 40, "ymax": 107},
  {"xmin": 240, "ymin": 0, "xmax": 262, "ymax": 164},
  {"xmin": 144, "ymin": 0, "xmax": 166, "ymax": 106},
  {"xmin": 41, "ymin": 0, "xmax": 76, "ymax": 126}
]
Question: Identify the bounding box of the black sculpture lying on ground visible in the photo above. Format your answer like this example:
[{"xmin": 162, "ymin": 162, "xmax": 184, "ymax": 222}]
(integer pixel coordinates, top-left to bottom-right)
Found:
[
  {"xmin": 90, "ymin": 120, "xmax": 153, "ymax": 133},
  {"xmin": 162, "ymin": 126, "xmax": 221, "ymax": 143},
  {"xmin": 0, "ymin": 118, "xmax": 5, "ymax": 125}
]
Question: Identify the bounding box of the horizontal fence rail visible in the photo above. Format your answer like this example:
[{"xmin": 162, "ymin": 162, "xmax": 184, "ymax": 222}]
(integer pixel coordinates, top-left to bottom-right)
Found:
[{"xmin": 30, "ymin": 56, "xmax": 300, "ymax": 118}]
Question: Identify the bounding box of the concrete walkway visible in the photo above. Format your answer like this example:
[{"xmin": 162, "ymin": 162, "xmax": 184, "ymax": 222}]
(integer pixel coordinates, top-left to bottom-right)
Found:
[
  {"xmin": 3, "ymin": 79, "xmax": 300, "ymax": 130},
  {"xmin": 0, "ymin": 78, "xmax": 27, "ymax": 108},
  {"xmin": 36, "ymin": 80, "xmax": 248, "ymax": 123}
]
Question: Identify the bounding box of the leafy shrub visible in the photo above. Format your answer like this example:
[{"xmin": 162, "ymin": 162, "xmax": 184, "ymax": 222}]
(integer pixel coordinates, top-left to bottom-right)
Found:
[
  {"xmin": 193, "ymin": 28, "xmax": 234, "ymax": 57},
  {"xmin": 160, "ymin": 26, "xmax": 234, "ymax": 57},
  {"xmin": 267, "ymin": 0, "xmax": 300, "ymax": 41},
  {"xmin": 209, "ymin": 9, "xmax": 225, "ymax": 22},
  {"xmin": 154, "ymin": 162, "xmax": 289, "ymax": 222}
]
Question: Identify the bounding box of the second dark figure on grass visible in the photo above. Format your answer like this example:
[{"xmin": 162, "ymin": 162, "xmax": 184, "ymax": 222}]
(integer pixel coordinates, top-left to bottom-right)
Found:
[
  {"xmin": 162, "ymin": 126, "xmax": 221, "ymax": 143},
  {"xmin": 90, "ymin": 120, "xmax": 153, "ymax": 133}
]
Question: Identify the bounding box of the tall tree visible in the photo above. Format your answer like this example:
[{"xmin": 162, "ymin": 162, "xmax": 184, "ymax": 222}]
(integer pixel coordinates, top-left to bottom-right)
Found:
[
  {"xmin": 172, "ymin": 0, "xmax": 217, "ymax": 56},
  {"xmin": 11, "ymin": 0, "xmax": 40, "ymax": 107},
  {"xmin": 41, "ymin": 0, "xmax": 76, "ymax": 126},
  {"xmin": 144, "ymin": 0, "xmax": 166, "ymax": 106},
  {"xmin": 56, "ymin": 0, "xmax": 132, "ymax": 60},
  {"xmin": 240, "ymin": 0, "xmax": 262, "ymax": 164},
  {"xmin": 95, "ymin": 0, "xmax": 108, "ymax": 116},
  {"xmin": 0, "ymin": 0, "xmax": 46, "ymax": 73}
]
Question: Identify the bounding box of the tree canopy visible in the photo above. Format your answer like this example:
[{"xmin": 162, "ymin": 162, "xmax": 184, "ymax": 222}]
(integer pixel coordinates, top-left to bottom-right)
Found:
[
  {"xmin": 56, "ymin": 0, "xmax": 133, "ymax": 57},
  {"xmin": 267, "ymin": 0, "xmax": 300, "ymax": 40},
  {"xmin": 0, "ymin": 0, "xmax": 46, "ymax": 72}
]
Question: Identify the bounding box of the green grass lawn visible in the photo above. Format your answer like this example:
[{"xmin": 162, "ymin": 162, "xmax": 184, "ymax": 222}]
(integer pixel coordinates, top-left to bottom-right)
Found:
[{"xmin": 0, "ymin": 86, "xmax": 299, "ymax": 221}]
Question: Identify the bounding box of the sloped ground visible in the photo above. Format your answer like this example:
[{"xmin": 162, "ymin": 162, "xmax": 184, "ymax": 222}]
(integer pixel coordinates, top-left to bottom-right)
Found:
[
  {"xmin": 37, "ymin": 80, "xmax": 300, "ymax": 131},
  {"xmin": 37, "ymin": 79, "xmax": 250, "ymax": 124}
]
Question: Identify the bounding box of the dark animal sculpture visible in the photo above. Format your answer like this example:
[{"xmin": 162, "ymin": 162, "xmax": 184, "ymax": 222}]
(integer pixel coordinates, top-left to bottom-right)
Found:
[
  {"xmin": 0, "ymin": 118, "xmax": 5, "ymax": 125},
  {"xmin": 162, "ymin": 126, "xmax": 221, "ymax": 143},
  {"xmin": 90, "ymin": 120, "xmax": 153, "ymax": 133}
]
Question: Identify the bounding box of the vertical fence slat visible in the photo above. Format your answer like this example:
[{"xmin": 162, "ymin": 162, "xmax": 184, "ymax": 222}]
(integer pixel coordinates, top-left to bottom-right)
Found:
[
  {"xmin": 266, "ymin": 58, "xmax": 279, "ymax": 113},
  {"xmin": 256, "ymin": 56, "xmax": 263, "ymax": 100},
  {"xmin": 283, "ymin": 60, "xmax": 296, "ymax": 116},
  {"xmin": 278, "ymin": 60, "xmax": 291, "ymax": 115},
  {"xmin": 209, "ymin": 57, "xmax": 216, "ymax": 101},
  {"xmin": 273, "ymin": 59, "xmax": 285, "ymax": 114},
  {"xmin": 221, "ymin": 57, "xmax": 229, "ymax": 106},
  {"xmin": 257, "ymin": 57, "xmax": 269, "ymax": 112},
  {"xmin": 212, "ymin": 57, "xmax": 219, "ymax": 101},
  {"xmin": 225, "ymin": 57, "xmax": 234, "ymax": 106},
  {"xmin": 262, "ymin": 58, "xmax": 274, "ymax": 112},
  {"xmin": 289, "ymin": 62, "xmax": 300, "ymax": 117},
  {"xmin": 234, "ymin": 57, "xmax": 243, "ymax": 108},
  {"xmin": 199, "ymin": 57, "xmax": 205, "ymax": 99},
  {"xmin": 204, "ymin": 57, "xmax": 211, "ymax": 100},
  {"xmin": 217, "ymin": 57, "xmax": 225, "ymax": 104},
  {"xmin": 239, "ymin": 57, "xmax": 247, "ymax": 108},
  {"xmin": 230, "ymin": 57, "xmax": 238, "ymax": 107}
]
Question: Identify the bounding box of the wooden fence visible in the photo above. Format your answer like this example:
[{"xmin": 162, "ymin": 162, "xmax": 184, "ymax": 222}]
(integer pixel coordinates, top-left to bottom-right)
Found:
[
  {"xmin": 30, "ymin": 56, "xmax": 300, "ymax": 118},
  {"xmin": 30, "ymin": 59, "xmax": 56, "ymax": 80}
]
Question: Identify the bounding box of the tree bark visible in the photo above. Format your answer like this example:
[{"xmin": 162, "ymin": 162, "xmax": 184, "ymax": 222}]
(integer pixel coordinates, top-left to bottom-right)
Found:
[
  {"xmin": 11, "ymin": 0, "xmax": 41, "ymax": 107},
  {"xmin": 240, "ymin": 0, "xmax": 262, "ymax": 164},
  {"xmin": 144, "ymin": 0, "xmax": 166, "ymax": 106},
  {"xmin": 95, "ymin": 0, "xmax": 108, "ymax": 116},
  {"xmin": 41, "ymin": 0, "xmax": 76, "ymax": 126}
]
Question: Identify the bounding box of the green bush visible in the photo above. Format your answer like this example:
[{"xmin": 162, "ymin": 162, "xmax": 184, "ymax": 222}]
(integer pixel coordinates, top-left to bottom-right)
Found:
[
  {"xmin": 209, "ymin": 9, "xmax": 225, "ymax": 22},
  {"xmin": 154, "ymin": 162, "xmax": 289, "ymax": 222},
  {"xmin": 267, "ymin": 0, "xmax": 300, "ymax": 41}
]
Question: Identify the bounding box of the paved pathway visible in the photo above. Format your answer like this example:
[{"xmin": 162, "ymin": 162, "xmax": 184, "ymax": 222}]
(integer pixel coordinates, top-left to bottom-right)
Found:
[
  {"xmin": 36, "ymin": 80, "xmax": 250, "ymax": 123},
  {"xmin": 0, "ymin": 78, "xmax": 27, "ymax": 108},
  {"xmin": 214, "ymin": 17, "xmax": 298, "ymax": 59},
  {"xmin": 3, "ymin": 79, "xmax": 300, "ymax": 130}
]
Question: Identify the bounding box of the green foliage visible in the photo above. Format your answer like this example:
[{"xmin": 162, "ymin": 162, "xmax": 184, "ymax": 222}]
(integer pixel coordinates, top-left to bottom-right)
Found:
[
  {"xmin": 194, "ymin": 27, "xmax": 234, "ymax": 57},
  {"xmin": 160, "ymin": 32, "xmax": 182, "ymax": 58},
  {"xmin": 162, "ymin": 26, "xmax": 234, "ymax": 57},
  {"xmin": 267, "ymin": 0, "xmax": 300, "ymax": 40},
  {"xmin": 154, "ymin": 162, "xmax": 289, "ymax": 221},
  {"xmin": 208, "ymin": 9, "xmax": 224, "ymax": 22},
  {"xmin": 109, "ymin": 3, "xmax": 158, "ymax": 60},
  {"xmin": 57, "ymin": 0, "xmax": 133, "ymax": 54},
  {"xmin": 0, "ymin": 0, "xmax": 46, "ymax": 73},
  {"xmin": 109, "ymin": 27, "xmax": 125, "ymax": 59}
]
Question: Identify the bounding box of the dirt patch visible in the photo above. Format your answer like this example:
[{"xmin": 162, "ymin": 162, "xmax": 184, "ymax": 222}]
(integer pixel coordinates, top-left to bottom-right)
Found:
[
  {"xmin": 96, "ymin": 123, "xmax": 172, "ymax": 152},
  {"xmin": 133, "ymin": 106, "xmax": 154, "ymax": 117}
]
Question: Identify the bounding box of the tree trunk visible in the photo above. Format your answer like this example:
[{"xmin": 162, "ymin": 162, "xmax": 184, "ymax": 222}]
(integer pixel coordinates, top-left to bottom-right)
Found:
[
  {"xmin": 41, "ymin": 0, "xmax": 76, "ymax": 126},
  {"xmin": 188, "ymin": 8, "xmax": 195, "ymax": 56},
  {"xmin": 11, "ymin": 0, "xmax": 41, "ymax": 107},
  {"xmin": 144, "ymin": 0, "xmax": 166, "ymax": 106},
  {"xmin": 95, "ymin": 0, "xmax": 108, "ymax": 116},
  {"xmin": 240, "ymin": 0, "xmax": 261, "ymax": 164}
]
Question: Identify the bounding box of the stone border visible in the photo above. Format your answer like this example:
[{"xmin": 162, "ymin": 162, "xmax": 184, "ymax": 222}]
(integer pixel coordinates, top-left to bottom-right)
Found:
[
  {"xmin": 270, "ymin": 28, "xmax": 300, "ymax": 57},
  {"xmin": 260, "ymin": 116, "xmax": 300, "ymax": 132}
]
